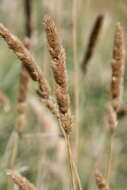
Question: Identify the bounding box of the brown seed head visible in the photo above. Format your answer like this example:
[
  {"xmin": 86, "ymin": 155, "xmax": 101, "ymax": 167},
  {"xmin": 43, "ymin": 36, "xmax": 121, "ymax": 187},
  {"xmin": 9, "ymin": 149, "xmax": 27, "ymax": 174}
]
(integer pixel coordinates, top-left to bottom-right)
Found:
[
  {"xmin": 7, "ymin": 170, "xmax": 38, "ymax": 190},
  {"xmin": 44, "ymin": 16, "xmax": 63, "ymax": 59},
  {"xmin": 44, "ymin": 16, "xmax": 67, "ymax": 90},
  {"xmin": 60, "ymin": 113, "xmax": 72, "ymax": 134},
  {"xmin": 81, "ymin": 14, "xmax": 104, "ymax": 73},
  {"xmin": 95, "ymin": 170, "xmax": 110, "ymax": 190},
  {"xmin": 111, "ymin": 23, "xmax": 125, "ymax": 110},
  {"xmin": 44, "ymin": 16, "xmax": 72, "ymax": 133},
  {"xmin": 0, "ymin": 23, "xmax": 50, "ymax": 98},
  {"xmin": 18, "ymin": 65, "xmax": 29, "ymax": 103},
  {"xmin": 56, "ymin": 86, "xmax": 69, "ymax": 114}
]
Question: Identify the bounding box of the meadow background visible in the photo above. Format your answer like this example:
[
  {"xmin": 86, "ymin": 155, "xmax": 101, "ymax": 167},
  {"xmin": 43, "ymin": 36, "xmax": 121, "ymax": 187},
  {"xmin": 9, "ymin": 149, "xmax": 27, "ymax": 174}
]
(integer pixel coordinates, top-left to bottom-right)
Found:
[{"xmin": 0, "ymin": 0, "xmax": 127, "ymax": 190}]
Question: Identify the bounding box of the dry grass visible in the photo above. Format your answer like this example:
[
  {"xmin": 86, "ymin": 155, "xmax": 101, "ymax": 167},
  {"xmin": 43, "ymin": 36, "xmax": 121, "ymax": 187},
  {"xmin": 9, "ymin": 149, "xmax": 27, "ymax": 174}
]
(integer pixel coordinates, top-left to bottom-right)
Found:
[{"xmin": 0, "ymin": 2, "xmax": 127, "ymax": 190}]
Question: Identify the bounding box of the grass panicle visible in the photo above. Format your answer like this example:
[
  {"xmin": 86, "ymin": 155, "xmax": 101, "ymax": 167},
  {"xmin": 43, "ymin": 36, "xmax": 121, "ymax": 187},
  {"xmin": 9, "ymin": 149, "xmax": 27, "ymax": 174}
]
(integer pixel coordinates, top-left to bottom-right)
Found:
[
  {"xmin": 0, "ymin": 24, "xmax": 50, "ymax": 98},
  {"xmin": 106, "ymin": 23, "xmax": 124, "ymax": 134},
  {"xmin": 7, "ymin": 171, "xmax": 38, "ymax": 190},
  {"xmin": 111, "ymin": 23, "xmax": 124, "ymax": 111},
  {"xmin": 44, "ymin": 16, "xmax": 84, "ymax": 190},
  {"xmin": 81, "ymin": 14, "xmax": 104, "ymax": 73},
  {"xmin": 0, "ymin": 23, "xmax": 59, "ymax": 116},
  {"xmin": 44, "ymin": 16, "xmax": 72, "ymax": 134},
  {"xmin": 18, "ymin": 65, "xmax": 29, "ymax": 105},
  {"xmin": 18, "ymin": 0, "xmax": 33, "ymax": 110},
  {"xmin": 95, "ymin": 170, "xmax": 110, "ymax": 190},
  {"xmin": 105, "ymin": 23, "xmax": 125, "ymax": 183}
]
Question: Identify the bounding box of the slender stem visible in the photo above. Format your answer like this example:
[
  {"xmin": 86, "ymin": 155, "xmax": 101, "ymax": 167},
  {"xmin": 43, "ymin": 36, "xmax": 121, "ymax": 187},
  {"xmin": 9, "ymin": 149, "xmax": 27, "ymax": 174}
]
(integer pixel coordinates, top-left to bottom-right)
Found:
[
  {"xmin": 72, "ymin": 0, "xmax": 80, "ymax": 163},
  {"xmin": 6, "ymin": 131, "xmax": 19, "ymax": 190},
  {"xmin": 105, "ymin": 134, "xmax": 114, "ymax": 183},
  {"xmin": 68, "ymin": 140, "xmax": 83, "ymax": 190},
  {"xmin": 58, "ymin": 118, "xmax": 76, "ymax": 190},
  {"xmin": 58, "ymin": 117, "xmax": 83, "ymax": 190},
  {"xmin": 66, "ymin": 135, "xmax": 77, "ymax": 190},
  {"xmin": 9, "ymin": 132, "xmax": 19, "ymax": 168},
  {"xmin": 87, "ymin": 134, "xmax": 106, "ymax": 190}
]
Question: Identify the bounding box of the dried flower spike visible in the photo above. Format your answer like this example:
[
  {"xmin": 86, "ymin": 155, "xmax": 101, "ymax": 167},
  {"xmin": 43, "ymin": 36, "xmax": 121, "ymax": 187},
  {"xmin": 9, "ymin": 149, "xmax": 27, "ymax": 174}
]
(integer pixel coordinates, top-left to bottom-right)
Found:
[
  {"xmin": 81, "ymin": 14, "xmax": 104, "ymax": 73},
  {"xmin": 95, "ymin": 170, "xmax": 110, "ymax": 190},
  {"xmin": 0, "ymin": 23, "xmax": 50, "ymax": 98},
  {"xmin": 18, "ymin": 65, "xmax": 29, "ymax": 103},
  {"xmin": 7, "ymin": 170, "xmax": 38, "ymax": 190},
  {"xmin": 44, "ymin": 16, "xmax": 67, "ymax": 90},
  {"xmin": 111, "ymin": 23, "xmax": 124, "ymax": 110},
  {"xmin": 18, "ymin": 0, "xmax": 33, "ymax": 106},
  {"xmin": 0, "ymin": 24, "xmax": 59, "ymax": 116},
  {"xmin": 44, "ymin": 16, "xmax": 72, "ymax": 134}
]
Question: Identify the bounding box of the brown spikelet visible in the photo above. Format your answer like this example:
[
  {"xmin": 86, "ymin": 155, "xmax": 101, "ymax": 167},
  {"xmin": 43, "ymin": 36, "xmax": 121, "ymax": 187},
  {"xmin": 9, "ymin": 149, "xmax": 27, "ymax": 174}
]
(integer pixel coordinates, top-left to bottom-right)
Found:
[
  {"xmin": 0, "ymin": 24, "xmax": 59, "ymax": 116},
  {"xmin": 111, "ymin": 23, "xmax": 124, "ymax": 110},
  {"xmin": 18, "ymin": 0, "xmax": 33, "ymax": 106},
  {"xmin": 81, "ymin": 14, "xmax": 104, "ymax": 73},
  {"xmin": 106, "ymin": 23, "xmax": 125, "ymax": 134},
  {"xmin": 18, "ymin": 65, "xmax": 29, "ymax": 103},
  {"xmin": 95, "ymin": 170, "xmax": 110, "ymax": 190},
  {"xmin": 17, "ymin": 7, "xmax": 32, "ymax": 132},
  {"xmin": 7, "ymin": 171, "xmax": 38, "ymax": 190},
  {"xmin": 17, "ymin": 65, "xmax": 29, "ymax": 134},
  {"xmin": 44, "ymin": 16, "xmax": 72, "ymax": 134},
  {"xmin": 0, "ymin": 24, "xmax": 50, "ymax": 98},
  {"xmin": 60, "ymin": 113, "xmax": 72, "ymax": 134},
  {"xmin": 56, "ymin": 86, "xmax": 69, "ymax": 114},
  {"xmin": 44, "ymin": 16, "xmax": 67, "ymax": 90}
]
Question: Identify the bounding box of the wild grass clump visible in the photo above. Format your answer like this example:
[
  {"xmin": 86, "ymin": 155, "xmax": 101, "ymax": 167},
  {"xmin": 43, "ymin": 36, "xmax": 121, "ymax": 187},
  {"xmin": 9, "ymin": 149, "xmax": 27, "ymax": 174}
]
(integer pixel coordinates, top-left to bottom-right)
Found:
[{"xmin": 0, "ymin": 2, "xmax": 127, "ymax": 190}]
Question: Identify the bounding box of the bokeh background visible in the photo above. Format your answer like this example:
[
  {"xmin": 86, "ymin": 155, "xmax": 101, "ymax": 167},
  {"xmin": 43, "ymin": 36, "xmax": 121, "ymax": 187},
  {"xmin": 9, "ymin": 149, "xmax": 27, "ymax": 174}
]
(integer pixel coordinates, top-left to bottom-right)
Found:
[{"xmin": 0, "ymin": 0, "xmax": 127, "ymax": 190}]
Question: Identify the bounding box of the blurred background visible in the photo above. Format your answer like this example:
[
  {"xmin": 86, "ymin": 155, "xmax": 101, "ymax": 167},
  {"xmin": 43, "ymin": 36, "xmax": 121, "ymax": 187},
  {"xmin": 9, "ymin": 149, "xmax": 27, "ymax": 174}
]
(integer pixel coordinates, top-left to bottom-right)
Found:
[{"xmin": 0, "ymin": 0, "xmax": 127, "ymax": 190}]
